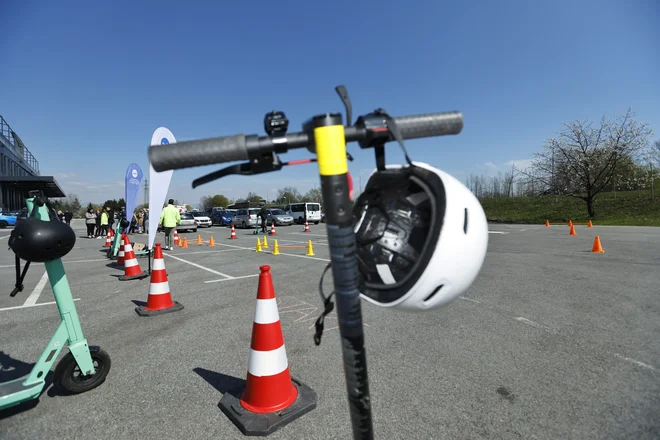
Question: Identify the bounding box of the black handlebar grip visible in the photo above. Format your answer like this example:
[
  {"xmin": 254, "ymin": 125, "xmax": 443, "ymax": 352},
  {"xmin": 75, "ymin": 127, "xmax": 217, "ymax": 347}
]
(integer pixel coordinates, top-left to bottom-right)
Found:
[
  {"xmin": 148, "ymin": 134, "xmax": 249, "ymax": 172},
  {"xmin": 393, "ymin": 111, "xmax": 463, "ymax": 140}
]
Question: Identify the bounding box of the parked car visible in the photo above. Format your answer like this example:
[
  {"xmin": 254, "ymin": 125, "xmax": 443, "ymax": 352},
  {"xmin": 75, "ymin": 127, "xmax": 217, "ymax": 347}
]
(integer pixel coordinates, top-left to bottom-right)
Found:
[
  {"xmin": 175, "ymin": 212, "xmax": 198, "ymax": 232},
  {"xmin": 232, "ymin": 208, "xmax": 260, "ymax": 229},
  {"xmin": 266, "ymin": 208, "xmax": 294, "ymax": 226},
  {"xmin": 211, "ymin": 210, "xmax": 233, "ymax": 226},
  {"xmin": 189, "ymin": 211, "xmax": 212, "ymax": 228},
  {"xmin": 0, "ymin": 213, "xmax": 17, "ymax": 228},
  {"xmin": 283, "ymin": 202, "xmax": 322, "ymax": 224}
]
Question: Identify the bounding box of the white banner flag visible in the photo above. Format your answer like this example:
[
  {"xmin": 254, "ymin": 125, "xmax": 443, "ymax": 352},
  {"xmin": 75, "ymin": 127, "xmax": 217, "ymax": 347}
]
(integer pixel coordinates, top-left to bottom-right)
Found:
[{"xmin": 148, "ymin": 127, "xmax": 176, "ymax": 249}]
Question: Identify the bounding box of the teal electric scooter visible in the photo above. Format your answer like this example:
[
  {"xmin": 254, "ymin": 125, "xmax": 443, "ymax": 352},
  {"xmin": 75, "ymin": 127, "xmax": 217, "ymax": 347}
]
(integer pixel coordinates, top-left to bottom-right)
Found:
[{"xmin": 0, "ymin": 185, "xmax": 111, "ymax": 412}]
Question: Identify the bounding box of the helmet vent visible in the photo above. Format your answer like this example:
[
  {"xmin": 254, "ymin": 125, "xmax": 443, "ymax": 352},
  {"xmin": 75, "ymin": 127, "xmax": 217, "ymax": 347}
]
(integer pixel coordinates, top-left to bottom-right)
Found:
[
  {"xmin": 423, "ymin": 284, "xmax": 444, "ymax": 303},
  {"xmin": 463, "ymin": 208, "xmax": 468, "ymax": 234}
]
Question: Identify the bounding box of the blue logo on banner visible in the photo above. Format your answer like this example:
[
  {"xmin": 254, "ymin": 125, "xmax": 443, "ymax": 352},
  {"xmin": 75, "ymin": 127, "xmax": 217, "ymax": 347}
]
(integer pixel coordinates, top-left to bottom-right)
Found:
[
  {"xmin": 125, "ymin": 163, "xmax": 144, "ymax": 224},
  {"xmin": 161, "ymin": 138, "xmax": 169, "ymax": 145}
]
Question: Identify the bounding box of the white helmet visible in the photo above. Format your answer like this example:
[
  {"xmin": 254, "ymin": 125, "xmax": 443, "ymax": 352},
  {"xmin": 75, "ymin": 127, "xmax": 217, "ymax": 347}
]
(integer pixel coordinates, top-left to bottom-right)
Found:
[{"xmin": 353, "ymin": 161, "xmax": 489, "ymax": 312}]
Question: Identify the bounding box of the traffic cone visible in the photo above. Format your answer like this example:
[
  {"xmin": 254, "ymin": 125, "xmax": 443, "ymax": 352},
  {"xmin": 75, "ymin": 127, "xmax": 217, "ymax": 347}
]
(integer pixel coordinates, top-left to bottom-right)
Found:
[
  {"xmin": 303, "ymin": 220, "xmax": 310, "ymax": 232},
  {"xmin": 256, "ymin": 238, "xmax": 262, "ymax": 253},
  {"xmin": 569, "ymin": 224, "xmax": 576, "ymax": 236},
  {"xmin": 218, "ymin": 265, "xmax": 317, "ymax": 436},
  {"xmin": 104, "ymin": 230, "xmax": 112, "ymax": 247},
  {"xmin": 197, "ymin": 234, "xmax": 203, "ymax": 245},
  {"xmin": 273, "ymin": 240, "xmax": 280, "ymax": 255},
  {"xmin": 568, "ymin": 219, "xmax": 573, "ymax": 227},
  {"xmin": 270, "ymin": 221, "xmax": 276, "ymax": 236},
  {"xmin": 116, "ymin": 236, "xmax": 125, "ymax": 265},
  {"xmin": 230, "ymin": 224, "xmax": 237, "ymax": 239},
  {"xmin": 178, "ymin": 235, "xmax": 183, "ymax": 247},
  {"xmin": 118, "ymin": 234, "xmax": 149, "ymax": 281},
  {"xmin": 591, "ymin": 236, "xmax": 605, "ymax": 253},
  {"xmin": 174, "ymin": 230, "xmax": 179, "ymax": 245},
  {"xmin": 545, "ymin": 220, "xmax": 550, "ymax": 227},
  {"xmin": 209, "ymin": 236, "xmax": 215, "ymax": 247},
  {"xmin": 306, "ymin": 240, "xmax": 314, "ymax": 256},
  {"xmin": 135, "ymin": 243, "xmax": 184, "ymax": 316},
  {"xmin": 262, "ymin": 235, "xmax": 269, "ymax": 249},
  {"xmin": 588, "ymin": 220, "xmax": 593, "ymax": 228},
  {"xmin": 182, "ymin": 237, "xmax": 189, "ymax": 248}
]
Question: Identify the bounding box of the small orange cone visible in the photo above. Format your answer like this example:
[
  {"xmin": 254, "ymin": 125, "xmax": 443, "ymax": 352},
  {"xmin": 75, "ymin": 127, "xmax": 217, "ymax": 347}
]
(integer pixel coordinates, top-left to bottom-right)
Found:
[
  {"xmin": 135, "ymin": 243, "xmax": 184, "ymax": 316},
  {"xmin": 178, "ymin": 235, "xmax": 183, "ymax": 247},
  {"xmin": 545, "ymin": 220, "xmax": 550, "ymax": 227},
  {"xmin": 118, "ymin": 234, "xmax": 149, "ymax": 281},
  {"xmin": 303, "ymin": 220, "xmax": 310, "ymax": 233},
  {"xmin": 218, "ymin": 265, "xmax": 317, "ymax": 435},
  {"xmin": 230, "ymin": 224, "xmax": 237, "ymax": 239},
  {"xmin": 270, "ymin": 221, "xmax": 276, "ymax": 236},
  {"xmin": 196, "ymin": 234, "xmax": 203, "ymax": 245},
  {"xmin": 209, "ymin": 236, "xmax": 215, "ymax": 246},
  {"xmin": 104, "ymin": 229, "xmax": 112, "ymax": 247},
  {"xmin": 591, "ymin": 236, "xmax": 605, "ymax": 253},
  {"xmin": 173, "ymin": 229, "xmax": 179, "ymax": 245},
  {"xmin": 569, "ymin": 224, "xmax": 576, "ymax": 236},
  {"xmin": 182, "ymin": 237, "xmax": 189, "ymax": 248},
  {"xmin": 588, "ymin": 220, "xmax": 593, "ymax": 228}
]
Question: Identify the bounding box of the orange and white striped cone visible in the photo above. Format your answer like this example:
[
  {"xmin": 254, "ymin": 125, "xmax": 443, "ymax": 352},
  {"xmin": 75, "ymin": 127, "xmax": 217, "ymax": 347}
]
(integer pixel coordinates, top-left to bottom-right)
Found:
[
  {"xmin": 219, "ymin": 265, "xmax": 317, "ymax": 435},
  {"xmin": 230, "ymin": 224, "xmax": 237, "ymax": 239},
  {"xmin": 173, "ymin": 229, "xmax": 179, "ymax": 246},
  {"xmin": 303, "ymin": 220, "xmax": 310, "ymax": 232},
  {"xmin": 104, "ymin": 229, "xmax": 112, "ymax": 247},
  {"xmin": 116, "ymin": 236, "xmax": 126, "ymax": 265},
  {"xmin": 118, "ymin": 234, "xmax": 149, "ymax": 281},
  {"xmin": 270, "ymin": 221, "xmax": 276, "ymax": 236},
  {"xmin": 135, "ymin": 243, "xmax": 184, "ymax": 316}
]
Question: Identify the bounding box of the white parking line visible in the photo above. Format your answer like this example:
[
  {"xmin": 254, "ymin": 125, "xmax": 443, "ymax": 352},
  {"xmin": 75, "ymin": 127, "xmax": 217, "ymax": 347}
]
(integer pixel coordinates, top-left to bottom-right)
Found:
[
  {"xmin": 23, "ymin": 271, "xmax": 49, "ymax": 307},
  {"xmin": 488, "ymin": 231, "xmax": 509, "ymax": 234},
  {"xmin": 0, "ymin": 298, "xmax": 81, "ymax": 312},
  {"xmin": 168, "ymin": 248, "xmax": 246, "ymax": 256},
  {"xmin": 163, "ymin": 253, "xmax": 235, "ymax": 279},
  {"xmin": 0, "ymin": 258, "xmax": 109, "ymax": 269},
  {"xmin": 205, "ymin": 274, "xmax": 260, "ymax": 284},
  {"xmin": 0, "ymin": 234, "xmax": 10, "ymax": 240}
]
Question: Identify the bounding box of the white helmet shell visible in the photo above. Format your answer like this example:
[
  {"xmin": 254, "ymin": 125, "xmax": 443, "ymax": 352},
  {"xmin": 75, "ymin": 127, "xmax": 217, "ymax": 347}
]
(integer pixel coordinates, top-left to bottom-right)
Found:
[{"xmin": 354, "ymin": 161, "xmax": 489, "ymax": 312}]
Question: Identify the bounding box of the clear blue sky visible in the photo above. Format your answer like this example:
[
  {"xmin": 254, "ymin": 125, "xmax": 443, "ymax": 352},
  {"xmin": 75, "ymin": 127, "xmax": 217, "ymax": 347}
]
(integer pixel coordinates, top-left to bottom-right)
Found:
[{"xmin": 3, "ymin": 0, "xmax": 659, "ymax": 207}]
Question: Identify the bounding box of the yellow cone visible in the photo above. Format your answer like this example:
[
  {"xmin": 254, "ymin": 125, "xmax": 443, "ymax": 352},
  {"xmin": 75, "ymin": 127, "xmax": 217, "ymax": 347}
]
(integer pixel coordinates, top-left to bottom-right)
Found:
[
  {"xmin": 306, "ymin": 240, "xmax": 315, "ymax": 256},
  {"xmin": 262, "ymin": 235, "xmax": 269, "ymax": 248},
  {"xmin": 197, "ymin": 234, "xmax": 203, "ymax": 244},
  {"xmin": 256, "ymin": 238, "xmax": 262, "ymax": 252},
  {"xmin": 273, "ymin": 240, "xmax": 280, "ymax": 255}
]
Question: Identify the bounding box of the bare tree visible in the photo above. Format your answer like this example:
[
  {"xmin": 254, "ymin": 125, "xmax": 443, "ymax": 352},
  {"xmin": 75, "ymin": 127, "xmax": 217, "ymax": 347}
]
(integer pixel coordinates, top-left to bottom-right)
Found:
[{"xmin": 532, "ymin": 108, "xmax": 653, "ymax": 217}]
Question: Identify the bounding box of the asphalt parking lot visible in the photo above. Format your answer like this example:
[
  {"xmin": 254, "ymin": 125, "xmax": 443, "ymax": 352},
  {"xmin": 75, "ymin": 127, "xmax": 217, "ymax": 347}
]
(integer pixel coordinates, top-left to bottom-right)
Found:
[{"xmin": 1, "ymin": 221, "xmax": 659, "ymax": 439}]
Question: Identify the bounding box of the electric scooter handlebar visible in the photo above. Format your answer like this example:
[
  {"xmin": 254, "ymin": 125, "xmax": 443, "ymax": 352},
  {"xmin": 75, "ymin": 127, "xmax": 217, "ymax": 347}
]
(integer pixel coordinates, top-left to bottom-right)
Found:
[{"xmin": 148, "ymin": 111, "xmax": 463, "ymax": 172}]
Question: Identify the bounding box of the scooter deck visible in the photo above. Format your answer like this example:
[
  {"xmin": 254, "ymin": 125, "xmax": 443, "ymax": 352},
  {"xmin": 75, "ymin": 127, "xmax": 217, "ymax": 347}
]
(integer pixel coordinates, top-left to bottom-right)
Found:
[{"xmin": 0, "ymin": 376, "xmax": 43, "ymax": 410}]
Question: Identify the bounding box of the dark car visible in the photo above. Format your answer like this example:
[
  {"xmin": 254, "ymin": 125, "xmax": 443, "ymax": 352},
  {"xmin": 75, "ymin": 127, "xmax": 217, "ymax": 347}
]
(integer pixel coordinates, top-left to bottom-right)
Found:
[{"xmin": 211, "ymin": 210, "xmax": 233, "ymax": 226}]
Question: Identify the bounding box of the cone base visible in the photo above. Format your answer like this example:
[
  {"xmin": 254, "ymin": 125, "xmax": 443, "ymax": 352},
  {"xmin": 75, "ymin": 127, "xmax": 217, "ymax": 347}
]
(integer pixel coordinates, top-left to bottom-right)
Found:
[
  {"xmin": 135, "ymin": 301, "xmax": 184, "ymax": 316},
  {"xmin": 218, "ymin": 377, "xmax": 317, "ymax": 437},
  {"xmin": 119, "ymin": 271, "xmax": 150, "ymax": 281}
]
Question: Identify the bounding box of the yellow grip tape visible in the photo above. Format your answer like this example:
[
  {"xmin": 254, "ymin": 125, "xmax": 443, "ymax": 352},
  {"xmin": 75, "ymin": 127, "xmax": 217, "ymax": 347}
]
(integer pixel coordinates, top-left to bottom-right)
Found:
[{"xmin": 314, "ymin": 125, "xmax": 348, "ymax": 176}]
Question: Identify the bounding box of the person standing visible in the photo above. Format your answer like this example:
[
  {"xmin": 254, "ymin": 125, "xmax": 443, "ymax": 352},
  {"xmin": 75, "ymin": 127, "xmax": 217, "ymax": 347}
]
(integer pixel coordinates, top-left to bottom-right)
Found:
[
  {"xmin": 99, "ymin": 208, "xmax": 109, "ymax": 238},
  {"xmin": 159, "ymin": 199, "xmax": 180, "ymax": 250},
  {"xmin": 85, "ymin": 208, "xmax": 97, "ymax": 238},
  {"xmin": 258, "ymin": 204, "xmax": 268, "ymax": 233}
]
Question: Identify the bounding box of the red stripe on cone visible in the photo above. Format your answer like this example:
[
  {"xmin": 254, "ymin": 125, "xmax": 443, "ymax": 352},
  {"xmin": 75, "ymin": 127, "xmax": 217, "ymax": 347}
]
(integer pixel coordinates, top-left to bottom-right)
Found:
[
  {"xmin": 117, "ymin": 237, "xmax": 125, "ymax": 265},
  {"xmin": 241, "ymin": 370, "xmax": 297, "ymax": 414},
  {"xmin": 251, "ymin": 321, "xmax": 285, "ymax": 352}
]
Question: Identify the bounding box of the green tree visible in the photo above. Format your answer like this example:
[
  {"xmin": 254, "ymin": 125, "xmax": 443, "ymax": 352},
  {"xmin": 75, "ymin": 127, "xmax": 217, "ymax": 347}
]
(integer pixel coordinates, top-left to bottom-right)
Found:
[
  {"xmin": 276, "ymin": 186, "xmax": 301, "ymax": 204},
  {"xmin": 246, "ymin": 192, "xmax": 263, "ymax": 204},
  {"xmin": 532, "ymin": 108, "xmax": 653, "ymax": 217}
]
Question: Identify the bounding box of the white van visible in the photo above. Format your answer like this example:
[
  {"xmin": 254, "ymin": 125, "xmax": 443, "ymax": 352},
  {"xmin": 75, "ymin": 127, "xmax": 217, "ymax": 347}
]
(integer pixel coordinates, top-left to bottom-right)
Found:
[{"xmin": 284, "ymin": 202, "xmax": 322, "ymax": 224}]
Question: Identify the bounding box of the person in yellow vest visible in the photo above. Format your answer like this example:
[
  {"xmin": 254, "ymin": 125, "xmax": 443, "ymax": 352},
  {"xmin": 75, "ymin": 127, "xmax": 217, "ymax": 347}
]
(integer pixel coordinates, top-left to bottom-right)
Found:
[
  {"xmin": 159, "ymin": 199, "xmax": 181, "ymax": 250},
  {"xmin": 99, "ymin": 207, "xmax": 109, "ymax": 239}
]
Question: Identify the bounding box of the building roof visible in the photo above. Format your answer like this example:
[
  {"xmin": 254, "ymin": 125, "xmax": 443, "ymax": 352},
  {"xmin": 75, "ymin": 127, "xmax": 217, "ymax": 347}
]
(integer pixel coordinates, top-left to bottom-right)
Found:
[{"xmin": 0, "ymin": 175, "xmax": 66, "ymax": 198}]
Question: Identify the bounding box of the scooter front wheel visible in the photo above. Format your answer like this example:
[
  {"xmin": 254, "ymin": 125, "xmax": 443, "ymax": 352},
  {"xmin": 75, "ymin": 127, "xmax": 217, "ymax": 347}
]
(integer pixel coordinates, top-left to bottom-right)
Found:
[{"xmin": 53, "ymin": 347, "xmax": 111, "ymax": 394}]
